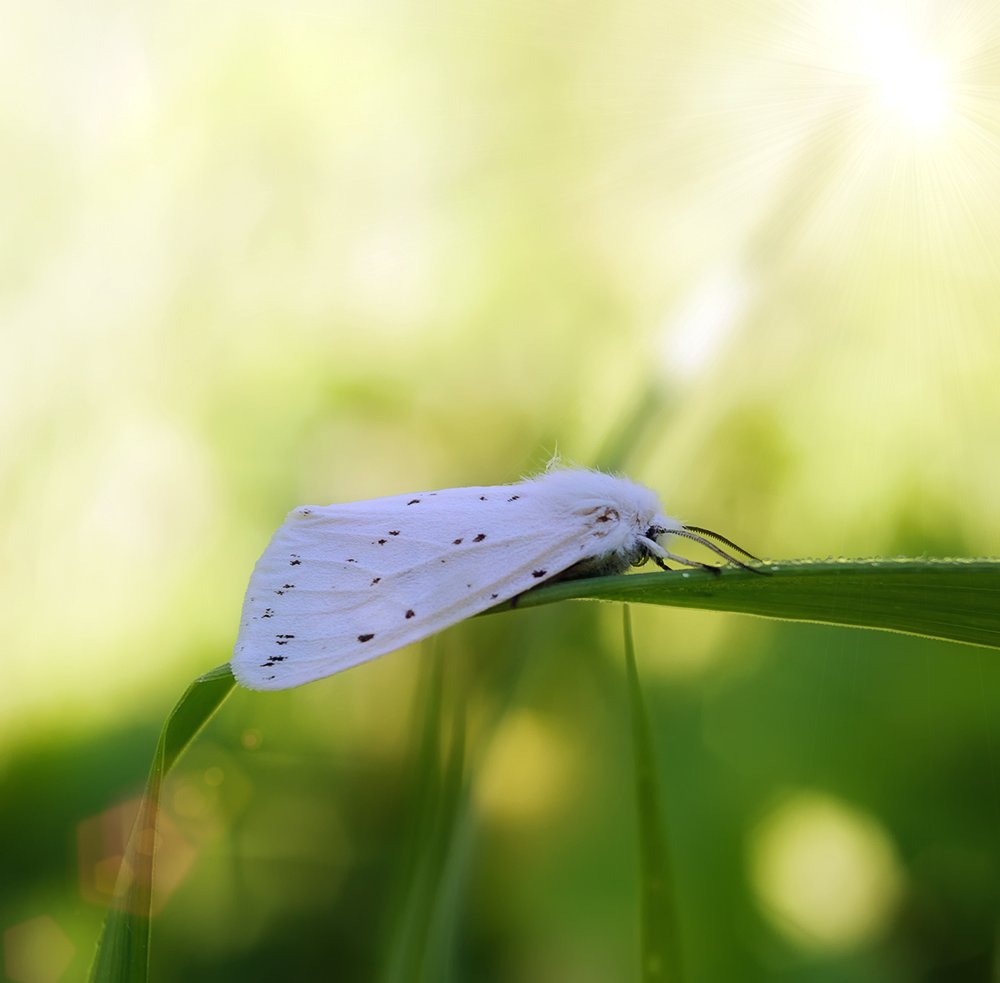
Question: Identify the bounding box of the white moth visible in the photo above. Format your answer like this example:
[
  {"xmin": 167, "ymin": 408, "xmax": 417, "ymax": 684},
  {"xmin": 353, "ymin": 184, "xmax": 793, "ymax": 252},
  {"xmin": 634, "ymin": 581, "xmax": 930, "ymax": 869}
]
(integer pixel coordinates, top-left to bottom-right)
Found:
[{"xmin": 231, "ymin": 468, "xmax": 761, "ymax": 690}]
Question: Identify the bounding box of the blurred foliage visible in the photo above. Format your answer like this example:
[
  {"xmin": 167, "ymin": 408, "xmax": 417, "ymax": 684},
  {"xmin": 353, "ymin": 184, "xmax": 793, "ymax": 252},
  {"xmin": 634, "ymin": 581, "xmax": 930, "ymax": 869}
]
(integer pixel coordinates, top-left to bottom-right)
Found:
[{"xmin": 3, "ymin": 0, "xmax": 1000, "ymax": 980}]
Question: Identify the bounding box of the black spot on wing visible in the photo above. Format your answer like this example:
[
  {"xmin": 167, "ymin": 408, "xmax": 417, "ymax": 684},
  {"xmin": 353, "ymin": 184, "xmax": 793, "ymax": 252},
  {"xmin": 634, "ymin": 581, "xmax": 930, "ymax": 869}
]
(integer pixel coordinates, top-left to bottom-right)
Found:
[
  {"xmin": 275, "ymin": 634, "xmax": 295, "ymax": 645},
  {"xmin": 490, "ymin": 592, "xmax": 499, "ymax": 599},
  {"xmin": 358, "ymin": 633, "xmax": 375, "ymax": 643},
  {"xmin": 262, "ymin": 608, "xmax": 274, "ymax": 618},
  {"xmin": 275, "ymin": 584, "xmax": 295, "ymax": 595},
  {"xmin": 532, "ymin": 569, "xmax": 547, "ymax": 578},
  {"xmin": 473, "ymin": 533, "xmax": 486, "ymax": 542},
  {"xmin": 453, "ymin": 537, "xmax": 463, "ymax": 544},
  {"xmin": 507, "ymin": 495, "xmax": 520, "ymax": 502},
  {"xmin": 371, "ymin": 576, "xmax": 381, "ymax": 585},
  {"xmin": 289, "ymin": 554, "xmax": 301, "ymax": 565},
  {"xmin": 389, "ymin": 530, "xmax": 400, "ymax": 536},
  {"xmin": 407, "ymin": 499, "xmax": 420, "ymax": 505},
  {"xmin": 405, "ymin": 609, "xmax": 415, "ymax": 619},
  {"xmin": 377, "ymin": 538, "xmax": 387, "ymax": 545}
]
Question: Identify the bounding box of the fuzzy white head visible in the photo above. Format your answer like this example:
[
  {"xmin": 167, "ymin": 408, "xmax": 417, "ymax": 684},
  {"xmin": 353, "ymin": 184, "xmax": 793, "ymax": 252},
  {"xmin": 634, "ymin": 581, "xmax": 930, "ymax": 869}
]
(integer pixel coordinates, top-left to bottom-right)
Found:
[{"xmin": 525, "ymin": 469, "xmax": 682, "ymax": 577}]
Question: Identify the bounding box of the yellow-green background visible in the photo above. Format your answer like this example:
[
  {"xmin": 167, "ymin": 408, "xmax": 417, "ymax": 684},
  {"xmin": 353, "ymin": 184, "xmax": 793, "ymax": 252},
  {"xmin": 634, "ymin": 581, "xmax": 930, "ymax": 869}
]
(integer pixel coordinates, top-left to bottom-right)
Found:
[{"xmin": 3, "ymin": 1, "xmax": 1000, "ymax": 980}]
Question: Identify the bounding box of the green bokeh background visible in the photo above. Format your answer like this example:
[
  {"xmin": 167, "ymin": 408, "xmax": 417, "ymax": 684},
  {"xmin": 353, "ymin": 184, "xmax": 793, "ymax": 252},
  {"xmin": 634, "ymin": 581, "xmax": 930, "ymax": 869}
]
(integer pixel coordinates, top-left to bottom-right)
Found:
[{"xmin": 3, "ymin": 1, "xmax": 1000, "ymax": 981}]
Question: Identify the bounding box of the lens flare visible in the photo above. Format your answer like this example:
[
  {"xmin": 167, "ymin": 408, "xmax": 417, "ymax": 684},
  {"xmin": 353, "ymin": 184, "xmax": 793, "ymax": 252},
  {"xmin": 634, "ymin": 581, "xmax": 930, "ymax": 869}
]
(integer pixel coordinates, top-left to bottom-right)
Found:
[{"xmin": 857, "ymin": 13, "xmax": 951, "ymax": 135}]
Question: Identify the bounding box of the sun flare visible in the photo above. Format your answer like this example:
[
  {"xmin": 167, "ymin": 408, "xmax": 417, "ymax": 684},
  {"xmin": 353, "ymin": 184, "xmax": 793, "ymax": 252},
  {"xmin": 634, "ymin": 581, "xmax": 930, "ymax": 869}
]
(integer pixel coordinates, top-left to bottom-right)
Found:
[{"xmin": 857, "ymin": 13, "xmax": 952, "ymax": 135}]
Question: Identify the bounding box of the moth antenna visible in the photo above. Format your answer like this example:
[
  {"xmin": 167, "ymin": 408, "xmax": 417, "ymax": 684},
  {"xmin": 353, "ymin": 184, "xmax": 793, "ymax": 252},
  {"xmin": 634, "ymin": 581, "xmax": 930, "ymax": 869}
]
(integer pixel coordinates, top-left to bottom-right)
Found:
[
  {"xmin": 682, "ymin": 524, "xmax": 761, "ymax": 561},
  {"xmin": 669, "ymin": 528, "xmax": 770, "ymax": 575}
]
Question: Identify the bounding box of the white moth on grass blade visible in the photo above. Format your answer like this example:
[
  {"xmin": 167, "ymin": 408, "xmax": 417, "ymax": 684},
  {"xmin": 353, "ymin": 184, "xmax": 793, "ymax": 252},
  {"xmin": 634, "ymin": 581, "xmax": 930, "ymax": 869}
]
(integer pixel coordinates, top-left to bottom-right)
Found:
[{"xmin": 231, "ymin": 468, "xmax": 763, "ymax": 690}]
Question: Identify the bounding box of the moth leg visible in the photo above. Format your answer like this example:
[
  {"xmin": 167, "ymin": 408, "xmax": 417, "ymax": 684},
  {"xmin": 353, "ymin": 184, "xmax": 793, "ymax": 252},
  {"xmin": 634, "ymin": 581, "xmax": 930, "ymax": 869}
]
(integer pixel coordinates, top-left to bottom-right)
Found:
[
  {"xmin": 642, "ymin": 535, "xmax": 722, "ymax": 576},
  {"xmin": 659, "ymin": 551, "xmax": 721, "ymax": 576}
]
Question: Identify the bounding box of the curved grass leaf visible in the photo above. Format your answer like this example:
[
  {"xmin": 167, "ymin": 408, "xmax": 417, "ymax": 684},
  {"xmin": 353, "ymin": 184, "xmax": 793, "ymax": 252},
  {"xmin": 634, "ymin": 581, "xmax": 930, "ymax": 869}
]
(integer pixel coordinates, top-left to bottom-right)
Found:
[
  {"xmin": 88, "ymin": 558, "xmax": 1000, "ymax": 980},
  {"xmin": 379, "ymin": 649, "xmax": 469, "ymax": 983},
  {"xmin": 505, "ymin": 559, "xmax": 1000, "ymax": 650},
  {"xmin": 88, "ymin": 664, "xmax": 236, "ymax": 983}
]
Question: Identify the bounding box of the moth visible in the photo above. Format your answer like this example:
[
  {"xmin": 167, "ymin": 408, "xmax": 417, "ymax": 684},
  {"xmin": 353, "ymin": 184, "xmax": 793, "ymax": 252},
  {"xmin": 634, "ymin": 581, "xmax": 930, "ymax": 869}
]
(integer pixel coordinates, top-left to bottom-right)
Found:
[{"xmin": 231, "ymin": 468, "xmax": 763, "ymax": 689}]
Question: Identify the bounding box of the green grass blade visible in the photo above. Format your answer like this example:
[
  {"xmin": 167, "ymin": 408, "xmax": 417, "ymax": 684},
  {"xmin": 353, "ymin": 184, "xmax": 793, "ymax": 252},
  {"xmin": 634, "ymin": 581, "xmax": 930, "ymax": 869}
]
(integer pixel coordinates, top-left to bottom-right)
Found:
[
  {"xmin": 506, "ymin": 559, "xmax": 1000, "ymax": 650},
  {"xmin": 379, "ymin": 651, "xmax": 468, "ymax": 983},
  {"xmin": 623, "ymin": 607, "xmax": 683, "ymax": 983},
  {"xmin": 88, "ymin": 664, "xmax": 236, "ymax": 983}
]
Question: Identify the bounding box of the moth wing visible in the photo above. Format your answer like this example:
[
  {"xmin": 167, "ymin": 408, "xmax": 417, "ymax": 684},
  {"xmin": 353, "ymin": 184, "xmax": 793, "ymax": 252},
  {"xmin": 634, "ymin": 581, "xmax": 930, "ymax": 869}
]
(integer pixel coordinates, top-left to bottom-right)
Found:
[{"xmin": 231, "ymin": 486, "xmax": 607, "ymax": 690}]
